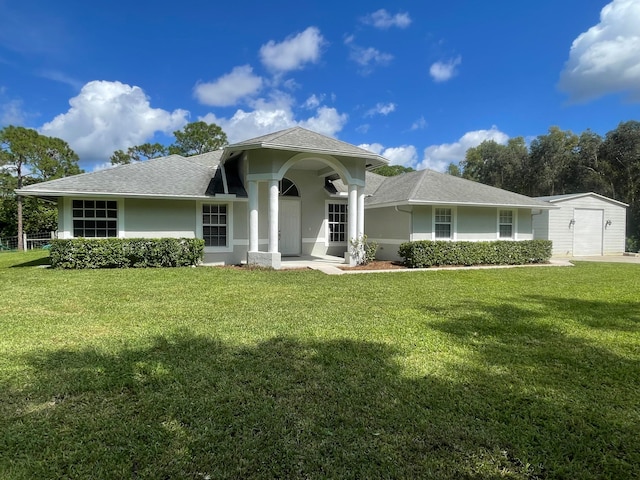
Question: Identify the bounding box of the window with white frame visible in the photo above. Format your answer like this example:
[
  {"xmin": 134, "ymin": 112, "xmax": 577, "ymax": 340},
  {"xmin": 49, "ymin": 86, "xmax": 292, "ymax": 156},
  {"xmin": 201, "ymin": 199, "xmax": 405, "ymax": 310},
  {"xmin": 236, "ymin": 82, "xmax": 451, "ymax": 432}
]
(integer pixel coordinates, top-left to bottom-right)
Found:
[
  {"xmin": 72, "ymin": 199, "xmax": 118, "ymax": 237},
  {"xmin": 434, "ymin": 208, "xmax": 452, "ymax": 239},
  {"xmin": 499, "ymin": 210, "xmax": 514, "ymax": 239},
  {"xmin": 202, "ymin": 204, "xmax": 227, "ymax": 247},
  {"xmin": 327, "ymin": 203, "xmax": 347, "ymax": 243}
]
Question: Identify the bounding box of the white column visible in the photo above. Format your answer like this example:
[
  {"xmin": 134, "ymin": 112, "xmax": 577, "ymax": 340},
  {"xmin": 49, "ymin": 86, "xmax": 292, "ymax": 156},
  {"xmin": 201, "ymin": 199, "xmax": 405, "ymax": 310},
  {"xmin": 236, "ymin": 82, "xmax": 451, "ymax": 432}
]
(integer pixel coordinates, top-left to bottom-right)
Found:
[
  {"xmin": 357, "ymin": 185, "xmax": 365, "ymax": 239},
  {"xmin": 268, "ymin": 179, "xmax": 279, "ymax": 253},
  {"xmin": 348, "ymin": 183, "xmax": 358, "ymax": 244},
  {"xmin": 248, "ymin": 180, "xmax": 259, "ymax": 252}
]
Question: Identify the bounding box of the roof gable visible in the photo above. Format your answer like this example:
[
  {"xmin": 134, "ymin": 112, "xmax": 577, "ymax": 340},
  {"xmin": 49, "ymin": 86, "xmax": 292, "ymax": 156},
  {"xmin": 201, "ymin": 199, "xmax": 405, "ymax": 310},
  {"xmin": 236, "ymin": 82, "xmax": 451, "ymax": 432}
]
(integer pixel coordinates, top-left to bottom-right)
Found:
[
  {"xmin": 536, "ymin": 192, "xmax": 628, "ymax": 207},
  {"xmin": 226, "ymin": 126, "xmax": 388, "ymax": 165}
]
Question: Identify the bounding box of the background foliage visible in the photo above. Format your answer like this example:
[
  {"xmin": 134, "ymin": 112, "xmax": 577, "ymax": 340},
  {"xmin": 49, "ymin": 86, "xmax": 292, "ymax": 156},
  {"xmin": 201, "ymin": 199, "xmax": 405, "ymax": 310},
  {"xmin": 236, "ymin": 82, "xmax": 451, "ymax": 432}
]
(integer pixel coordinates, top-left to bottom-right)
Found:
[{"xmin": 455, "ymin": 121, "xmax": 640, "ymax": 244}]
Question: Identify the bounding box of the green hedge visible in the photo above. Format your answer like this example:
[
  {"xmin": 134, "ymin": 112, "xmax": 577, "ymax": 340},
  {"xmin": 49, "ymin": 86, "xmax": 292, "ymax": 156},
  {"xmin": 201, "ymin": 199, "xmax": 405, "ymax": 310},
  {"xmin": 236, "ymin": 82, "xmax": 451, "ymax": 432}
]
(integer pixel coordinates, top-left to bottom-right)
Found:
[
  {"xmin": 50, "ymin": 238, "xmax": 205, "ymax": 269},
  {"xmin": 398, "ymin": 240, "xmax": 552, "ymax": 268}
]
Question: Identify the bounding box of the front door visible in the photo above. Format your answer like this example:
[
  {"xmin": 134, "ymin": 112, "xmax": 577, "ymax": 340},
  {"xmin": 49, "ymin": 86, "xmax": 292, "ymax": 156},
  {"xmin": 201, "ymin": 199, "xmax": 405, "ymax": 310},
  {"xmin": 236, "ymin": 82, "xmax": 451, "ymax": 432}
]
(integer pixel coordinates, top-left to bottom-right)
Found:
[{"xmin": 279, "ymin": 199, "xmax": 301, "ymax": 256}]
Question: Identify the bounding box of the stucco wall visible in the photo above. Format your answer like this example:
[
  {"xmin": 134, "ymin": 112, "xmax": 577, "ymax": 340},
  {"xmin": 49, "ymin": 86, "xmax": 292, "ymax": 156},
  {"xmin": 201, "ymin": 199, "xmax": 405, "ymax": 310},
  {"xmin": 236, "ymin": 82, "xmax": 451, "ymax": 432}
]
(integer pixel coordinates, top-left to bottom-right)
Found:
[
  {"xmin": 124, "ymin": 198, "xmax": 196, "ymax": 238},
  {"xmin": 365, "ymin": 206, "xmax": 411, "ymax": 260}
]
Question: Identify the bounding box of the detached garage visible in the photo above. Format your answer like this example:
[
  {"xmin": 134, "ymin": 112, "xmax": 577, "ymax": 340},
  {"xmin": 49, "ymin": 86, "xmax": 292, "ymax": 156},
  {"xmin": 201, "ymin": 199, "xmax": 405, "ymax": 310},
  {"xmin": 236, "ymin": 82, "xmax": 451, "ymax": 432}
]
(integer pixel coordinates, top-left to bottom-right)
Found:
[{"xmin": 533, "ymin": 193, "xmax": 628, "ymax": 257}]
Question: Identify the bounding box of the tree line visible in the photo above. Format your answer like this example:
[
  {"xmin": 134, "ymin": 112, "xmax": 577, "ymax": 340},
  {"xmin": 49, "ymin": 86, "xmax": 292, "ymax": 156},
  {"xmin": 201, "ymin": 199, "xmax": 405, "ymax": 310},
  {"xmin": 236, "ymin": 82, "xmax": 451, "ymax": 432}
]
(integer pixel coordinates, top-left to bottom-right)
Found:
[
  {"xmin": 3, "ymin": 120, "xmax": 639, "ymax": 250},
  {"xmin": 446, "ymin": 121, "xmax": 640, "ymax": 247},
  {"xmin": 0, "ymin": 121, "xmax": 227, "ymax": 249}
]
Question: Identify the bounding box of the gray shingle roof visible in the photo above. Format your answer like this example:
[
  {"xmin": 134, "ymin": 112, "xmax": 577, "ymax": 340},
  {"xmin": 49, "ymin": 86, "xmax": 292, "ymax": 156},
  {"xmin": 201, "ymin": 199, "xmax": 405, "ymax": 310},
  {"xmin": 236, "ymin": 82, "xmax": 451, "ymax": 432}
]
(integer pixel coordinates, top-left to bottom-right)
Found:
[
  {"xmin": 227, "ymin": 126, "xmax": 388, "ymax": 166},
  {"xmin": 536, "ymin": 192, "xmax": 628, "ymax": 207},
  {"xmin": 366, "ymin": 169, "xmax": 553, "ymax": 209},
  {"xmin": 18, "ymin": 154, "xmax": 217, "ymax": 198}
]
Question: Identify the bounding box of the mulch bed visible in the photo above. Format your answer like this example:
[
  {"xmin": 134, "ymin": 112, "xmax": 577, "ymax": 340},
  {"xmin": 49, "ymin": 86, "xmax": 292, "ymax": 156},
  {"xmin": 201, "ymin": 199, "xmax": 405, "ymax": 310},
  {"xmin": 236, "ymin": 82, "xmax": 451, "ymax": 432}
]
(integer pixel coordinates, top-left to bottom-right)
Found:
[{"xmin": 338, "ymin": 260, "xmax": 407, "ymax": 271}]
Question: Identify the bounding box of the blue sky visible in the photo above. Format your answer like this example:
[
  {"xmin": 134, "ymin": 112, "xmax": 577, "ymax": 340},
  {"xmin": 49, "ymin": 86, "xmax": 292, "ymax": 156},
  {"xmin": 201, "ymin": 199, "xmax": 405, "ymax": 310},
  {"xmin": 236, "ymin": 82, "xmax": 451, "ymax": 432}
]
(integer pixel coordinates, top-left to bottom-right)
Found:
[{"xmin": 1, "ymin": 0, "xmax": 639, "ymax": 172}]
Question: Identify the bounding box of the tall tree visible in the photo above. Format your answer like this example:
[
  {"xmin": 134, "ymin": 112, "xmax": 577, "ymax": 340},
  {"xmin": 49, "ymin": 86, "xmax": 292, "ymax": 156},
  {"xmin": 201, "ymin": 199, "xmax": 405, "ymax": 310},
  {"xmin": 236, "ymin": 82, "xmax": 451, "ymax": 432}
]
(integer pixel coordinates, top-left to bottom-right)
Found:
[
  {"xmin": 526, "ymin": 127, "xmax": 579, "ymax": 196},
  {"xmin": 445, "ymin": 163, "xmax": 461, "ymax": 177},
  {"xmin": 168, "ymin": 121, "xmax": 228, "ymax": 156},
  {"xmin": 0, "ymin": 126, "xmax": 81, "ymax": 250},
  {"xmin": 461, "ymin": 138, "xmax": 527, "ymax": 192},
  {"xmin": 110, "ymin": 142, "xmax": 167, "ymax": 165},
  {"xmin": 599, "ymin": 120, "xmax": 640, "ymax": 241},
  {"xmin": 372, "ymin": 165, "xmax": 415, "ymax": 176}
]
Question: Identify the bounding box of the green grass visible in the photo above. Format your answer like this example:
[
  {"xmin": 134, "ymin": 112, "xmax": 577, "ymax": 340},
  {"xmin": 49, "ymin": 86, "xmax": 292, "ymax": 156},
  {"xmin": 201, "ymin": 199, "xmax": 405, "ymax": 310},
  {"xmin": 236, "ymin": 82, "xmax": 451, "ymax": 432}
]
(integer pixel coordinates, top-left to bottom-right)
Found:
[{"xmin": 1, "ymin": 251, "xmax": 639, "ymax": 479}]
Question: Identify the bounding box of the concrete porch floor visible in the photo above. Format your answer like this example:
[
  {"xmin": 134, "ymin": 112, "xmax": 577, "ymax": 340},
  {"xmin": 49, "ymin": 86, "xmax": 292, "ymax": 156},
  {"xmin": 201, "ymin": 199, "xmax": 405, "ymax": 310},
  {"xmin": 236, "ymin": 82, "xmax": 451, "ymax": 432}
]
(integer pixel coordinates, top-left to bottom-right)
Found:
[{"xmin": 280, "ymin": 254, "xmax": 346, "ymax": 274}]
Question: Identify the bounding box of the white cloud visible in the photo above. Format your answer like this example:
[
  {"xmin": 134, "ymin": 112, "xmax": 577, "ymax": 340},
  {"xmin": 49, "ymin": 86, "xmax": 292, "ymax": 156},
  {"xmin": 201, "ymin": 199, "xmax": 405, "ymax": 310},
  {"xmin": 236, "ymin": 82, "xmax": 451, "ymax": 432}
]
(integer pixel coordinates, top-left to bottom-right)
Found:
[
  {"xmin": 260, "ymin": 27, "xmax": 324, "ymax": 72},
  {"xmin": 361, "ymin": 9, "xmax": 412, "ymax": 29},
  {"xmin": 419, "ymin": 126, "xmax": 509, "ymax": 172},
  {"xmin": 559, "ymin": 0, "xmax": 640, "ymax": 102},
  {"xmin": 365, "ymin": 102, "xmax": 396, "ymax": 117},
  {"xmin": 194, "ymin": 65, "xmax": 263, "ymax": 107},
  {"xmin": 200, "ymin": 96, "xmax": 347, "ymax": 143},
  {"xmin": 359, "ymin": 143, "xmax": 417, "ymax": 167},
  {"xmin": 1, "ymin": 99, "xmax": 26, "ymax": 125},
  {"xmin": 410, "ymin": 116, "xmax": 427, "ymax": 130},
  {"xmin": 356, "ymin": 124, "xmax": 370, "ymax": 134},
  {"xmin": 381, "ymin": 145, "xmax": 418, "ymax": 167},
  {"xmin": 345, "ymin": 36, "xmax": 394, "ymax": 74},
  {"xmin": 429, "ymin": 56, "xmax": 462, "ymax": 83},
  {"xmin": 359, "ymin": 143, "xmax": 385, "ymax": 155},
  {"xmin": 40, "ymin": 80, "xmax": 189, "ymax": 162},
  {"xmin": 303, "ymin": 94, "xmax": 325, "ymax": 109}
]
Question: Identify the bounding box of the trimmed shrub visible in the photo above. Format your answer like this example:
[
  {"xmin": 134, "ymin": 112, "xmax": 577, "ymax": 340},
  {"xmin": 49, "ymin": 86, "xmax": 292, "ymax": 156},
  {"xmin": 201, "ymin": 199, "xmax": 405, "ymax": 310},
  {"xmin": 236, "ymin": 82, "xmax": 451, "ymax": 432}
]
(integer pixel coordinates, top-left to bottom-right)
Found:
[
  {"xmin": 398, "ymin": 240, "xmax": 552, "ymax": 268},
  {"xmin": 50, "ymin": 238, "xmax": 205, "ymax": 269}
]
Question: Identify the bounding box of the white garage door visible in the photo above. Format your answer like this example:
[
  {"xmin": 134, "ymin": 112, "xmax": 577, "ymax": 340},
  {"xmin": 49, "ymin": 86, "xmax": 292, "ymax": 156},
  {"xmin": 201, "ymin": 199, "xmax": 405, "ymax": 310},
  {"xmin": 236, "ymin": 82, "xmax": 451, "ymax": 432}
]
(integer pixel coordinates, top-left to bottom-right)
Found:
[{"xmin": 573, "ymin": 208, "xmax": 603, "ymax": 256}]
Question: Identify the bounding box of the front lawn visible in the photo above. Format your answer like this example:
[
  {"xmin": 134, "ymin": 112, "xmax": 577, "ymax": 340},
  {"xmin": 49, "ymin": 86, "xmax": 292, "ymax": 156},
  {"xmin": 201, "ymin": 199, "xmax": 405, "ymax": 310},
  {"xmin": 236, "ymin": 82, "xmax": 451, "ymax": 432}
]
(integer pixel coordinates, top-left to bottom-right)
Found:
[{"xmin": 1, "ymin": 251, "xmax": 638, "ymax": 479}]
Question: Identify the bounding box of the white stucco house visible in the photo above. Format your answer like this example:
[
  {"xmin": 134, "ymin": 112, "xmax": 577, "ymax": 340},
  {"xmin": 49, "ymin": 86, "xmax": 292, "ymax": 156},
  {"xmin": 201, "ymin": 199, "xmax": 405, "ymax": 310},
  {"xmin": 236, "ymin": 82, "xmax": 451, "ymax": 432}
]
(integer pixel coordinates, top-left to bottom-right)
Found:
[
  {"xmin": 18, "ymin": 127, "xmax": 557, "ymax": 267},
  {"xmin": 533, "ymin": 193, "xmax": 627, "ymax": 256}
]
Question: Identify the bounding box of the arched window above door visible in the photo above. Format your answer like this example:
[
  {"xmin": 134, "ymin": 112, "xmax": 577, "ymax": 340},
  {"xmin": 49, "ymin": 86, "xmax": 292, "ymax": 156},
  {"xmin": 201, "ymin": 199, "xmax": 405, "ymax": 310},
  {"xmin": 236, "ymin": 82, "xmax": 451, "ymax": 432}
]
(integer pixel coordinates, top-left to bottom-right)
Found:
[{"xmin": 279, "ymin": 177, "xmax": 299, "ymax": 197}]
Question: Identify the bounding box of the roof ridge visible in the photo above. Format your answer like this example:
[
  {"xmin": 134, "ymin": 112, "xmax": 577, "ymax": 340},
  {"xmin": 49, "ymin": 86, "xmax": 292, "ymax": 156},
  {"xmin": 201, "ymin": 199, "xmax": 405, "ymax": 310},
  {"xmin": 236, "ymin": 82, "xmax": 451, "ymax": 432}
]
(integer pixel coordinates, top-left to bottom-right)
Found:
[{"xmin": 408, "ymin": 169, "xmax": 430, "ymax": 200}]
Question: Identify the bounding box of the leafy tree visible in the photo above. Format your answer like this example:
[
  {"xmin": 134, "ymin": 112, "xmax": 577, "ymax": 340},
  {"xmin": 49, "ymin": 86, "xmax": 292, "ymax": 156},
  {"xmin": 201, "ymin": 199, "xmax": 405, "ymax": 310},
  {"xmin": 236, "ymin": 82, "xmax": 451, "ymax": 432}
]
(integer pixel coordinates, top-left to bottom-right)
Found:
[
  {"xmin": 565, "ymin": 130, "xmax": 608, "ymax": 194},
  {"xmin": 599, "ymin": 120, "xmax": 640, "ymax": 241},
  {"xmin": 110, "ymin": 143, "xmax": 167, "ymax": 165},
  {"xmin": 0, "ymin": 126, "xmax": 82, "ymax": 249},
  {"xmin": 372, "ymin": 165, "xmax": 415, "ymax": 176},
  {"xmin": 168, "ymin": 121, "xmax": 228, "ymax": 156},
  {"xmin": 461, "ymin": 138, "xmax": 527, "ymax": 192},
  {"xmin": 109, "ymin": 121, "xmax": 227, "ymax": 165},
  {"xmin": 445, "ymin": 163, "xmax": 461, "ymax": 176},
  {"xmin": 526, "ymin": 127, "xmax": 579, "ymax": 196}
]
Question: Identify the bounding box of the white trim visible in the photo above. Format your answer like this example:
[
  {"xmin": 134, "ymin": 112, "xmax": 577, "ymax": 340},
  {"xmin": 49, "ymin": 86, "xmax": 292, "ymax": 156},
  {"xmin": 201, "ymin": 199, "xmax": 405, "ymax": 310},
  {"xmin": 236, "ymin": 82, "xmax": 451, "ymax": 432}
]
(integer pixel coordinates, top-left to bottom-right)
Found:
[
  {"xmin": 196, "ymin": 201, "xmax": 234, "ymax": 253},
  {"xmin": 542, "ymin": 192, "xmax": 629, "ymax": 208},
  {"xmin": 16, "ymin": 190, "xmax": 244, "ymax": 202},
  {"xmin": 367, "ymin": 238, "xmax": 406, "ymax": 245},
  {"xmin": 432, "ymin": 206, "xmax": 457, "ymax": 241},
  {"xmin": 497, "ymin": 208, "xmax": 517, "ymax": 240},
  {"xmin": 67, "ymin": 197, "xmax": 123, "ymax": 239},
  {"xmin": 325, "ymin": 199, "xmax": 349, "ymax": 247},
  {"xmin": 303, "ymin": 237, "xmax": 325, "ymax": 243},
  {"xmin": 365, "ymin": 200, "xmax": 557, "ymax": 210}
]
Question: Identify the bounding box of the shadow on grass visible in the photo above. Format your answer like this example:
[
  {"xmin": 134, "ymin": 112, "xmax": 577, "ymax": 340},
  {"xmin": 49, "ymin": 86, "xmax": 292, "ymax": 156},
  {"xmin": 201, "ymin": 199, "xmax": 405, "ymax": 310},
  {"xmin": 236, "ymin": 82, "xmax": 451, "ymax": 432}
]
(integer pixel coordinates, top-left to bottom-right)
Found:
[
  {"xmin": 9, "ymin": 255, "xmax": 51, "ymax": 268},
  {"xmin": 1, "ymin": 326, "xmax": 638, "ymax": 479}
]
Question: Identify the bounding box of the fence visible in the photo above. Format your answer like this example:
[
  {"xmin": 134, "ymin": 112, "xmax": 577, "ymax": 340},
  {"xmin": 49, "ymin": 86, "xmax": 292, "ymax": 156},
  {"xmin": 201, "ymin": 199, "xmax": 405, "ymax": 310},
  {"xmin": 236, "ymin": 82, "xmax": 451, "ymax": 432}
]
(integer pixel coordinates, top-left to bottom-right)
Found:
[{"xmin": 0, "ymin": 231, "xmax": 57, "ymax": 251}]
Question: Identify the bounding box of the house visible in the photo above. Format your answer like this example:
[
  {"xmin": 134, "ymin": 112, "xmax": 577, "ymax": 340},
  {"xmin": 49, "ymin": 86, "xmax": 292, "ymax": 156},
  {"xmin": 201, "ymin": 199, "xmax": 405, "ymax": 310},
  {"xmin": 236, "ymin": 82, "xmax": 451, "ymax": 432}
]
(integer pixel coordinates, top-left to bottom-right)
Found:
[
  {"xmin": 533, "ymin": 193, "xmax": 627, "ymax": 256},
  {"xmin": 328, "ymin": 169, "xmax": 555, "ymax": 261},
  {"xmin": 17, "ymin": 127, "xmax": 555, "ymax": 267}
]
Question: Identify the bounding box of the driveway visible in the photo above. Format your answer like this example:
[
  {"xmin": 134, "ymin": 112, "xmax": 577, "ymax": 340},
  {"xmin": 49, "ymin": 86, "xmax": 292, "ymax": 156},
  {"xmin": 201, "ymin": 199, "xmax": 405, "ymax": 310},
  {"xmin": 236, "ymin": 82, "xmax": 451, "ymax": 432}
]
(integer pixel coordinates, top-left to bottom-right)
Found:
[{"xmin": 563, "ymin": 255, "xmax": 640, "ymax": 264}]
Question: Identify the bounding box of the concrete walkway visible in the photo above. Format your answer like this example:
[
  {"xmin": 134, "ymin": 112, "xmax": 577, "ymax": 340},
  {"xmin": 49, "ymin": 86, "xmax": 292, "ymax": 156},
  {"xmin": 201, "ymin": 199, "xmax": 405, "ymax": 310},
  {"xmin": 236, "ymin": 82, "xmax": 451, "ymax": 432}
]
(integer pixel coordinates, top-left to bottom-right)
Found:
[
  {"xmin": 557, "ymin": 254, "xmax": 640, "ymax": 264},
  {"xmin": 279, "ymin": 256, "xmax": 575, "ymax": 275}
]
